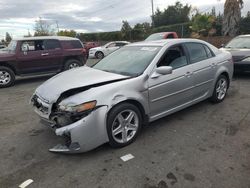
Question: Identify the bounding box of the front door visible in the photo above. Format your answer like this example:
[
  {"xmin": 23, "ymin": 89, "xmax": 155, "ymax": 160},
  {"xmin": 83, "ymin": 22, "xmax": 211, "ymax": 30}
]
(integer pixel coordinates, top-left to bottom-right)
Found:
[
  {"xmin": 148, "ymin": 44, "xmax": 194, "ymax": 121},
  {"xmin": 17, "ymin": 40, "xmax": 52, "ymax": 74}
]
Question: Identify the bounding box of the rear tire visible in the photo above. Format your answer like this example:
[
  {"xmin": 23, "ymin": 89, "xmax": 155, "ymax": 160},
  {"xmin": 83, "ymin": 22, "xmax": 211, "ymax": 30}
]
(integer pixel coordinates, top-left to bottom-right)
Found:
[
  {"xmin": 0, "ymin": 66, "xmax": 15, "ymax": 88},
  {"xmin": 210, "ymin": 75, "xmax": 229, "ymax": 103},
  {"xmin": 107, "ymin": 103, "xmax": 142, "ymax": 148},
  {"xmin": 64, "ymin": 59, "xmax": 83, "ymax": 71}
]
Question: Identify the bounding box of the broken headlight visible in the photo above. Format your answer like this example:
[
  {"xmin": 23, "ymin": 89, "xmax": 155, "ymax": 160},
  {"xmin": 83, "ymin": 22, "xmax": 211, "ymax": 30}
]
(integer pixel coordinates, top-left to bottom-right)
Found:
[{"xmin": 59, "ymin": 101, "xmax": 97, "ymax": 113}]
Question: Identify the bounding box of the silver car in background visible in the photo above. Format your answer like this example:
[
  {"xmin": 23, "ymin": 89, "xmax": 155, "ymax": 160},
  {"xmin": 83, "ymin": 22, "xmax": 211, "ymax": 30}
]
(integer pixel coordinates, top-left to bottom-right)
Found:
[
  {"xmin": 221, "ymin": 34, "xmax": 250, "ymax": 73},
  {"xmin": 31, "ymin": 39, "xmax": 233, "ymax": 153}
]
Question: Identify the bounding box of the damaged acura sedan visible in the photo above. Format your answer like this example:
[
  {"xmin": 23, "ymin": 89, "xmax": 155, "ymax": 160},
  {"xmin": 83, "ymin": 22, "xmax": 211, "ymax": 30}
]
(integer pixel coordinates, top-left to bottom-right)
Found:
[{"xmin": 31, "ymin": 39, "xmax": 233, "ymax": 153}]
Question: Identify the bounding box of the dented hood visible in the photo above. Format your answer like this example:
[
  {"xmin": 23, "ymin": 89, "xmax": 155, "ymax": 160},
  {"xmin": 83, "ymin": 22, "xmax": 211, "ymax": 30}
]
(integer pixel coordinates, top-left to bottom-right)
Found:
[{"xmin": 35, "ymin": 66, "xmax": 129, "ymax": 103}]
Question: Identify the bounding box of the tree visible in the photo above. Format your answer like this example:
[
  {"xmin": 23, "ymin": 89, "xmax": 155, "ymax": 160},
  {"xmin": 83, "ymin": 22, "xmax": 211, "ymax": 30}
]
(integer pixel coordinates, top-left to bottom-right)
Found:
[
  {"xmin": 222, "ymin": 0, "xmax": 243, "ymax": 36},
  {"xmin": 5, "ymin": 32, "xmax": 12, "ymax": 43},
  {"xmin": 34, "ymin": 17, "xmax": 55, "ymax": 36},
  {"xmin": 191, "ymin": 14, "xmax": 216, "ymax": 37},
  {"xmin": 58, "ymin": 30, "xmax": 77, "ymax": 37},
  {"xmin": 240, "ymin": 12, "xmax": 250, "ymax": 34},
  {"xmin": 121, "ymin": 20, "xmax": 132, "ymax": 40},
  {"xmin": 152, "ymin": 1, "xmax": 191, "ymax": 27},
  {"xmin": 132, "ymin": 22, "xmax": 151, "ymax": 40}
]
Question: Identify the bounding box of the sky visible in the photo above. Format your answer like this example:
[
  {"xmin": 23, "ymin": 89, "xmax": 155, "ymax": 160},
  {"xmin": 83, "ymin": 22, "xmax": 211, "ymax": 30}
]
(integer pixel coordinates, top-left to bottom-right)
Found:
[{"xmin": 0, "ymin": 0, "xmax": 249, "ymax": 40}]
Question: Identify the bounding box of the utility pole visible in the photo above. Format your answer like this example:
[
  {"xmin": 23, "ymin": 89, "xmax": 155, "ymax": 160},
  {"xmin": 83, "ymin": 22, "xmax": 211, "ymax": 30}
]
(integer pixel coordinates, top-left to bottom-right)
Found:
[
  {"xmin": 151, "ymin": 0, "xmax": 154, "ymax": 27},
  {"xmin": 56, "ymin": 20, "xmax": 59, "ymax": 34}
]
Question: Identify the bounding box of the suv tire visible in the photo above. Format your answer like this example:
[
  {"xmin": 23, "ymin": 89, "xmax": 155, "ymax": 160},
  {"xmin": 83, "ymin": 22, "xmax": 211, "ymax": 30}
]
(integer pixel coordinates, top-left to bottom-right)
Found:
[
  {"xmin": 0, "ymin": 66, "xmax": 15, "ymax": 88},
  {"xmin": 64, "ymin": 59, "xmax": 83, "ymax": 71}
]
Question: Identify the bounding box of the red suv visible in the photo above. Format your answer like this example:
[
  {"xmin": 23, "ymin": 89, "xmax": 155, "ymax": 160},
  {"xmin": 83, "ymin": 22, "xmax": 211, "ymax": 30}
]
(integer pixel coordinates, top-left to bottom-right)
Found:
[{"xmin": 0, "ymin": 36, "xmax": 87, "ymax": 88}]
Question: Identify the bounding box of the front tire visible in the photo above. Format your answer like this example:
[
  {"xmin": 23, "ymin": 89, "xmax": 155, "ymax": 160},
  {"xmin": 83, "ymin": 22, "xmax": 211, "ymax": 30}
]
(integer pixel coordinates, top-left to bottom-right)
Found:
[
  {"xmin": 64, "ymin": 59, "xmax": 82, "ymax": 71},
  {"xmin": 95, "ymin": 51, "xmax": 104, "ymax": 59},
  {"xmin": 107, "ymin": 103, "xmax": 142, "ymax": 148},
  {"xmin": 0, "ymin": 66, "xmax": 15, "ymax": 88},
  {"xmin": 210, "ymin": 75, "xmax": 229, "ymax": 103}
]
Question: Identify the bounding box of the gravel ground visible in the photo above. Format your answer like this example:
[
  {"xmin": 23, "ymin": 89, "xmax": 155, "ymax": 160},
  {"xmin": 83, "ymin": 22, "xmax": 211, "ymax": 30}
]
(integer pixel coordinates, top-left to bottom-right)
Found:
[{"xmin": 0, "ymin": 61, "xmax": 249, "ymax": 188}]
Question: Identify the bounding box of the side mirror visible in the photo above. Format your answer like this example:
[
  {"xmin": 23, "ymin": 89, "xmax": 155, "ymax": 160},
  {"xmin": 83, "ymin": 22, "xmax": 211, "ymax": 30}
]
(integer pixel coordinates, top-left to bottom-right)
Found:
[{"xmin": 151, "ymin": 66, "xmax": 173, "ymax": 78}]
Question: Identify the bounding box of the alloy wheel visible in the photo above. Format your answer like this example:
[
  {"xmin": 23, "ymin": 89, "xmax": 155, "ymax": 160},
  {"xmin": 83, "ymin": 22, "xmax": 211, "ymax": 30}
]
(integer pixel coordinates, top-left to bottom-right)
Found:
[
  {"xmin": 111, "ymin": 110, "xmax": 139, "ymax": 144},
  {"xmin": 216, "ymin": 78, "xmax": 228, "ymax": 100},
  {"xmin": 69, "ymin": 63, "xmax": 80, "ymax": 69},
  {"xmin": 0, "ymin": 71, "xmax": 11, "ymax": 86}
]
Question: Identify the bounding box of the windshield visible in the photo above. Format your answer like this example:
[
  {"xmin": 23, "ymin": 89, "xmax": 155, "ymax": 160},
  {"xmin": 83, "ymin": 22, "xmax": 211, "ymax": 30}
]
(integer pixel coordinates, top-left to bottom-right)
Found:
[
  {"xmin": 145, "ymin": 33, "xmax": 164, "ymax": 41},
  {"xmin": 7, "ymin": 40, "xmax": 17, "ymax": 52},
  {"xmin": 225, "ymin": 37, "xmax": 250, "ymax": 49},
  {"xmin": 93, "ymin": 46, "xmax": 161, "ymax": 76}
]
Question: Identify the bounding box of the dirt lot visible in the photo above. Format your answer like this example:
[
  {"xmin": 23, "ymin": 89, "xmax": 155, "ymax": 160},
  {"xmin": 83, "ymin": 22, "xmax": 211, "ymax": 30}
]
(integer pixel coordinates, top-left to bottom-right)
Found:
[{"xmin": 0, "ymin": 60, "xmax": 250, "ymax": 188}]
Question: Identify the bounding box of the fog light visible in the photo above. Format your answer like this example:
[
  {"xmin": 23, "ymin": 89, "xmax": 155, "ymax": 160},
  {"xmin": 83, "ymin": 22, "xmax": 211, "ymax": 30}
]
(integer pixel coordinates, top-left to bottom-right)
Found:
[{"xmin": 69, "ymin": 142, "xmax": 80, "ymax": 151}]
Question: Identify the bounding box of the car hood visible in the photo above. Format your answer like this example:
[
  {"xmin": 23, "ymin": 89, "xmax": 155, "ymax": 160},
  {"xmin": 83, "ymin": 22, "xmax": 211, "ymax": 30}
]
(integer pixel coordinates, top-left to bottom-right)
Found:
[
  {"xmin": 0, "ymin": 50, "xmax": 15, "ymax": 59},
  {"xmin": 35, "ymin": 66, "xmax": 129, "ymax": 103},
  {"xmin": 90, "ymin": 46, "xmax": 102, "ymax": 51},
  {"xmin": 221, "ymin": 48, "xmax": 250, "ymax": 61}
]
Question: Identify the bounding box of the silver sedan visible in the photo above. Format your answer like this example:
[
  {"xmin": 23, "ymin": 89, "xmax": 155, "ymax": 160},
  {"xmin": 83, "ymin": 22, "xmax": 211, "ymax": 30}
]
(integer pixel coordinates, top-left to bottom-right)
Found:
[{"xmin": 31, "ymin": 39, "xmax": 233, "ymax": 153}]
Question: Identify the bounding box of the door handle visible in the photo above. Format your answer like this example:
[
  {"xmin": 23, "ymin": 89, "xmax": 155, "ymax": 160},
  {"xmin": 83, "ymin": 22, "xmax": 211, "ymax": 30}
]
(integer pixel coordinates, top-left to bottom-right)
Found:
[
  {"xmin": 185, "ymin": 71, "xmax": 193, "ymax": 77},
  {"xmin": 41, "ymin": 53, "xmax": 49, "ymax": 56},
  {"xmin": 210, "ymin": 63, "xmax": 216, "ymax": 68}
]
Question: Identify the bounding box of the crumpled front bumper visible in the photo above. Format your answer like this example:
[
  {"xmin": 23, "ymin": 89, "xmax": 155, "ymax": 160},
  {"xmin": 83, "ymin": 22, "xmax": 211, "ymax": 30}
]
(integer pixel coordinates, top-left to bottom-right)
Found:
[{"xmin": 42, "ymin": 106, "xmax": 109, "ymax": 153}]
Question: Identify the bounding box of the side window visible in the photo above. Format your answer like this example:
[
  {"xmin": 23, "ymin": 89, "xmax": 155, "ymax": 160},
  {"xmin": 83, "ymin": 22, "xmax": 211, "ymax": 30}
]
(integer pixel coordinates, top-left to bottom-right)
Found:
[
  {"xmin": 166, "ymin": 34, "xmax": 174, "ymax": 39},
  {"xmin": 71, "ymin": 40, "xmax": 83, "ymax": 48},
  {"xmin": 61, "ymin": 40, "xmax": 83, "ymax": 49},
  {"xmin": 44, "ymin": 40, "xmax": 61, "ymax": 50},
  {"xmin": 203, "ymin": 45, "xmax": 214, "ymax": 58},
  {"xmin": 21, "ymin": 40, "xmax": 44, "ymax": 51},
  {"xmin": 116, "ymin": 43, "xmax": 126, "ymax": 47},
  {"xmin": 157, "ymin": 45, "xmax": 188, "ymax": 69},
  {"xmin": 185, "ymin": 43, "xmax": 208, "ymax": 63},
  {"xmin": 107, "ymin": 43, "xmax": 116, "ymax": 48}
]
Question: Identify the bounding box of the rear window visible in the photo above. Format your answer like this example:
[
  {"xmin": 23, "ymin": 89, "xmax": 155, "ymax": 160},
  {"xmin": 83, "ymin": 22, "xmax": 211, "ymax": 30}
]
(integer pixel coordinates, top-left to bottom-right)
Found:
[
  {"xmin": 185, "ymin": 43, "xmax": 208, "ymax": 63},
  {"xmin": 61, "ymin": 40, "xmax": 83, "ymax": 49},
  {"xmin": 44, "ymin": 40, "xmax": 61, "ymax": 50}
]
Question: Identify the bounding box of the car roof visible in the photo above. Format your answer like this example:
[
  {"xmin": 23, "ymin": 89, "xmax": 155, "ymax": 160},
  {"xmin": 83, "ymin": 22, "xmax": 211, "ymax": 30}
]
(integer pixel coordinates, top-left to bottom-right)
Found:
[
  {"xmin": 13, "ymin": 36, "xmax": 79, "ymax": 41},
  {"xmin": 236, "ymin": 34, "xmax": 250, "ymax": 37},
  {"xmin": 109, "ymin": 41, "xmax": 130, "ymax": 43},
  {"xmin": 127, "ymin": 38, "xmax": 207, "ymax": 47}
]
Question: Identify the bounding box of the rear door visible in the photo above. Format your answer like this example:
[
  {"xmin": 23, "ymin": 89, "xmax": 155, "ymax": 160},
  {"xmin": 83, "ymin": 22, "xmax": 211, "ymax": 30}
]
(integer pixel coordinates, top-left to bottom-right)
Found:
[
  {"xmin": 43, "ymin": 39, "xmax": 63, "ymax": 71},
  {"xmin": 148, "ymin": 44, "xmax": 194, "ymax": 120},
  {"xmin": 184, "ymin": 42, "xmax": 216, "ymax": 100}
]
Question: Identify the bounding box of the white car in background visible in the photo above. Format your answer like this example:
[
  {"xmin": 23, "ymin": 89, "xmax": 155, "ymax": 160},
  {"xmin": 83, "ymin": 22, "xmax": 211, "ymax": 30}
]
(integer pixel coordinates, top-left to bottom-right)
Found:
[{"xmin": 89, "ymin": 41, "xmax": 130, "ymax": 59}]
